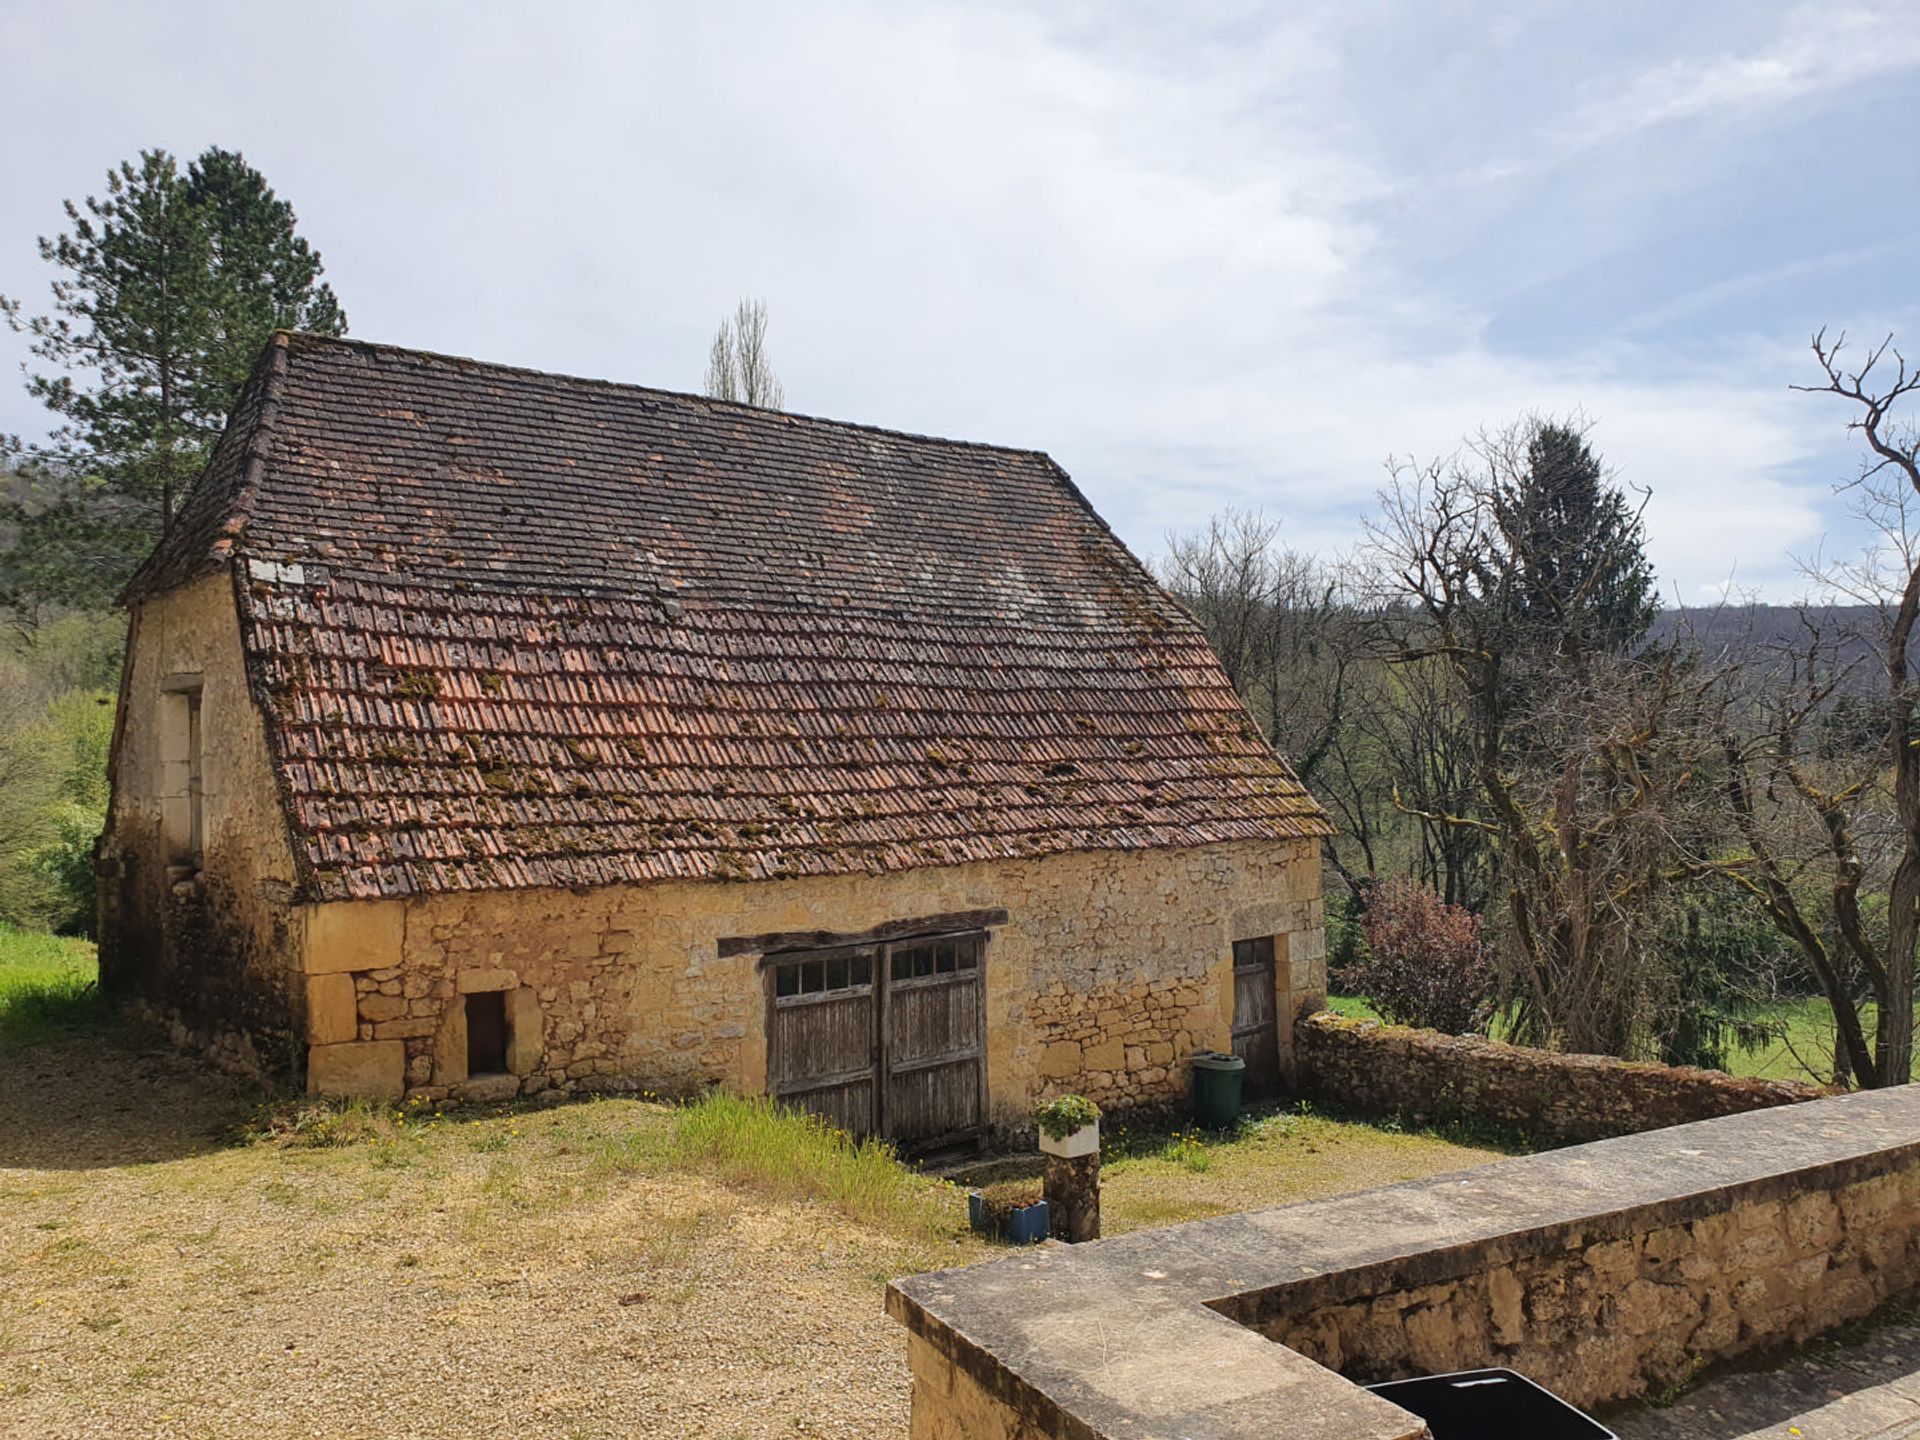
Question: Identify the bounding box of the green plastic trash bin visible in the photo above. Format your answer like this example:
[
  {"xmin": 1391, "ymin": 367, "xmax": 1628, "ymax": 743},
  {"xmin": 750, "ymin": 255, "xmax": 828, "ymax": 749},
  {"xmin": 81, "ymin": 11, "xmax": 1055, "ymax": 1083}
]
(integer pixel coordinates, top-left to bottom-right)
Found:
[{"xmin": 1190, "ymin": 1050, "xmax": 1246, "ymax": 1129}]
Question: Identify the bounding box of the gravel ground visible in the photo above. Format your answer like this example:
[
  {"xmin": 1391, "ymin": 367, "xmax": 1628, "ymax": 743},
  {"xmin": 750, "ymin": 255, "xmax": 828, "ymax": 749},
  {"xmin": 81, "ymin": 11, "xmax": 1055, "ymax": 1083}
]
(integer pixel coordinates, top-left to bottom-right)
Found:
[
  {"xmin": 0, "ymin": 1033, "xmax": 973, "ymax": 1440},
  {"xmin": 0, "ymin": 1027, "xmax": 1508, "ymax": 1440}
]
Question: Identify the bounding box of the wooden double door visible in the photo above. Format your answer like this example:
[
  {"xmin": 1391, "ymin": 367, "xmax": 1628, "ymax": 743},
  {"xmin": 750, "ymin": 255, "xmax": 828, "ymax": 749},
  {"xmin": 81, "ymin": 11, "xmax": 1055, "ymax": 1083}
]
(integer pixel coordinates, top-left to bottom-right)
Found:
[{"xmin": 765, "ymin": 931, "xmax": 987, "ymax": 1148}]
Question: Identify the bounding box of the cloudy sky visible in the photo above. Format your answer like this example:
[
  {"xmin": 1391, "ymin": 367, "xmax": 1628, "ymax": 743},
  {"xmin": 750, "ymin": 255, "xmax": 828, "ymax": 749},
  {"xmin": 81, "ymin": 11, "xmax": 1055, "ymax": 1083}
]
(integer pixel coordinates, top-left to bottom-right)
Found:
[{"xmin": 2, "ymin": 1, "xmax": 1917, "ymax": 597}]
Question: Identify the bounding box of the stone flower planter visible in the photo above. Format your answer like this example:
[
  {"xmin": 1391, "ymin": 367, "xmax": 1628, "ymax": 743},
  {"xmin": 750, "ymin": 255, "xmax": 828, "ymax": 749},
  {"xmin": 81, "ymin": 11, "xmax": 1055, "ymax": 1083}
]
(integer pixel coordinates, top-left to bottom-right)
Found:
[{"xmin": 1038, "ymin": 1118, "xmax": 1099, "ymax": 1159}]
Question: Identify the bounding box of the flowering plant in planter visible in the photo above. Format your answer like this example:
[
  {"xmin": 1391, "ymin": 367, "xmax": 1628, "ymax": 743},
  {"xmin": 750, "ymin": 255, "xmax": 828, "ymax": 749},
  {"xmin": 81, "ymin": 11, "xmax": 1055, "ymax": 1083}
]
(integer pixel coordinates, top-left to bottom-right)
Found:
[
  {"xmin": 1034, "ymin": 1094, "xmax": 1100, "ymax": 1141},
  {"xmin": 1034, "ymin": 1094, "xmax": 1100, "ymax": 1159}
]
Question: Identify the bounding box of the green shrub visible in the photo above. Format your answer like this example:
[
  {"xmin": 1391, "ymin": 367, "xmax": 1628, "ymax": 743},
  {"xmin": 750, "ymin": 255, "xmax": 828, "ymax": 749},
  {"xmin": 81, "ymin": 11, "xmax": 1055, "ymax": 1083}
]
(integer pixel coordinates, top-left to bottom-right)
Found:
[
  {"xmin": 28, "ymin": 801, "xmax": 104, "ymax": 935},
  {"xmin": 0, "ymin": 681, "xmax": 113, "ymax": 932}
]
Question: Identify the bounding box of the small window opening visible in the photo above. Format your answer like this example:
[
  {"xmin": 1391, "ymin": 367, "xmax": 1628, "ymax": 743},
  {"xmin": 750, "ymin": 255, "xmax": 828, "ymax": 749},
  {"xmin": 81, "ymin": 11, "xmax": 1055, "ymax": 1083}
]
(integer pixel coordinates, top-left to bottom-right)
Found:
[
  {"xmin": 1233, "ymin": 936, "xmax": 1276, "ymax": 969},
  {"xmin": 889, "ymin": 935, "xmax": 980, "ymax": 982},
  {"xmin": 772, "ymin": 950, "xmax": 873, "ymax": 1000},
  {"xmin": 161, "ymin": 676, "xmax": 205, "ymax": 877},
  {"xmin": 466, "ymin": 990, "xmax": 508, "ymax": 1075},
  {"xmin": 185, "ymin": 691, "xmax": 204, "ymax": 867}
]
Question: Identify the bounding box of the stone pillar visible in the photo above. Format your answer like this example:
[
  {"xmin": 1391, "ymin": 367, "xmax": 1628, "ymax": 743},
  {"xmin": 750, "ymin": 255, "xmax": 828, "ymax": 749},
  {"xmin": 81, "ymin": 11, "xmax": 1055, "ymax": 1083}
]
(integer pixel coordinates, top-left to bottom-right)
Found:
[
  {"xmin": 1040, "ymin": 1118, "xmax": 1101, "ymax": 1242},
  {"xmin": 1044, "ymin": 1151, "xmax": 1101, "ymax": 1242}
]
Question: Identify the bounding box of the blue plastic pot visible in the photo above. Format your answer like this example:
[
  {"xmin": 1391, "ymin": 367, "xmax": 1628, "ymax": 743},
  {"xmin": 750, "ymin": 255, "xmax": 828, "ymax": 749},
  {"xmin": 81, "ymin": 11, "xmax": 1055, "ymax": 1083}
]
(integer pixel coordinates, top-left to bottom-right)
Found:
[
  {"xmin": 967, "ymin": 1191, "xmax": 1052, "ymax": 1244},
  {"xmin": 1000, "ymin": 1199, "xmax": 1051, "ymax": 1245}
]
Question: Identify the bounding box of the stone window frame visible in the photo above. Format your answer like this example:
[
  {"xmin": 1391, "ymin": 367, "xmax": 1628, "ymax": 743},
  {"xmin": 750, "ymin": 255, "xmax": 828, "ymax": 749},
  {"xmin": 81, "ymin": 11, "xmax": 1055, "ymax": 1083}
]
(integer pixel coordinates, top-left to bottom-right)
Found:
[
  {"xmin": 158, "ymin": 672, "xmax": 205, "ymax": 881},
  {"xmin": 436, "ymin": 971, "xmax": 543, "ymax": 1089}
]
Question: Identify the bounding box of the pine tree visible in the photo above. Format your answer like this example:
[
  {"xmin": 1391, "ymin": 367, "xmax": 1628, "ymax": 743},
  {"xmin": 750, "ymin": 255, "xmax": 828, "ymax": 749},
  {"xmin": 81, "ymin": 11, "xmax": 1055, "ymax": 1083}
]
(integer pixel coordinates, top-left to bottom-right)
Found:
[
  {"xmin": 1493, "ymin": 420, "xmax": 1658, "ymax": 661},
  {"xmin": 1, "ymin": 148, "xmax": 345, "ymax": 608},
  {"xmin": 184, "ymin": 148, "xmax": 345, "ymax": 403}
]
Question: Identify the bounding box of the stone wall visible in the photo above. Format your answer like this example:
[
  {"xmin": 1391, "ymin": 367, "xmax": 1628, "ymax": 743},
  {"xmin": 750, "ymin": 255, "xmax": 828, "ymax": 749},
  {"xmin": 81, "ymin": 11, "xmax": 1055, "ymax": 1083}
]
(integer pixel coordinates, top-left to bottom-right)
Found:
[
  {"xmin": 1260, "ymin": 1165, "xmax": 1920, "ymax": 1409},
  {"xmin": 298, "ymin": 836, "xmax": 1326, "ymax": 1120},
  {"xmin": 888, "ymin": 1088, "xmax": 1920, "ymax": 1439},
  {"xmin": 1296, "ymin": 1011, "xmax": 1824, "ymax": 1145},
  {"xmin": 97, "ymin": 569, "xmax": 307, "ymax": 1074}
]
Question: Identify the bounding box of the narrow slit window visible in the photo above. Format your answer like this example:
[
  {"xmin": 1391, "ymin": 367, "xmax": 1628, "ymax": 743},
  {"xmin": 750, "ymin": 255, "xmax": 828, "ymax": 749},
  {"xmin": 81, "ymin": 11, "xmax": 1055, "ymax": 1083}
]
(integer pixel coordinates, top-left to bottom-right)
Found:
[
  {"xmin": 185, "ymin": 691, "xmax": 204, "ymax": 867},
  {"xmin": 161, "ymin": 675, "xmax": 206, "ymax": 876}
]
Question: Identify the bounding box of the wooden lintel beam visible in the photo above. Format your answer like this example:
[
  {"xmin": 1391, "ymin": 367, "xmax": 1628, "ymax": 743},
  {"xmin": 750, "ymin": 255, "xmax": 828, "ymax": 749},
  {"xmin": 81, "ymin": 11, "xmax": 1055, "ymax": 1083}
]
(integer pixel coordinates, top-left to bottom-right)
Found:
[{"xmin": 720, "ymin": 907, "xmax": 1010, "ymax": 960}]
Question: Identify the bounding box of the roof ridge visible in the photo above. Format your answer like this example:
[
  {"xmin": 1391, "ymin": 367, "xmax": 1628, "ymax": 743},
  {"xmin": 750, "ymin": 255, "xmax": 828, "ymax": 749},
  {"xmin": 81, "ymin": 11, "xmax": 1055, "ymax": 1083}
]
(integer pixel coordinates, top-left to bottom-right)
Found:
[
  {"xmin": 225, "ymin": 332, "xmax": 292, "ymax": 543},
  {"xmin": 119, "ymin": 333, "xmax": 293, "ymax": 603},
  {"xmin": 280, "ymin": 330, "xmax": 1062, "ymax": 465}
]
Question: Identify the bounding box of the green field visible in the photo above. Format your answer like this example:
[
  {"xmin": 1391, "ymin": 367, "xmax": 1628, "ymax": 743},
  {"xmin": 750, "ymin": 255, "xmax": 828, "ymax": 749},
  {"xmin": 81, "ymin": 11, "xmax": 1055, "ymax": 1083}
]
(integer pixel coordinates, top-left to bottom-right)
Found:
[{"xmin": 0, "ymin": 922, "xmax": 101, "ymax": 1043}]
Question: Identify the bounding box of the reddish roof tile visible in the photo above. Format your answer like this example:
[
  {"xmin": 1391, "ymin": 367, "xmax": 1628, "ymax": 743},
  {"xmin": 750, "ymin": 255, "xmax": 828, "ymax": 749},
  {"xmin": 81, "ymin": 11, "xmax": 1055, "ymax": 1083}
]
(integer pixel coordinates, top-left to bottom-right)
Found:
[{"xmin": 135, "ymin": 333, "xmax": 1329, "ymax": 900}]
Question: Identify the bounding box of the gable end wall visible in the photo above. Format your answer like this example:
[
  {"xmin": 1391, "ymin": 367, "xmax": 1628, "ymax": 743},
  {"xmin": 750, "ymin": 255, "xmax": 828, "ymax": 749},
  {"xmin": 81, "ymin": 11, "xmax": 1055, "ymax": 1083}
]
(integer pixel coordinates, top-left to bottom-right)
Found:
[{"xmin": 97, "ymin": 569, "xmax": 307, "ymax": 1072}]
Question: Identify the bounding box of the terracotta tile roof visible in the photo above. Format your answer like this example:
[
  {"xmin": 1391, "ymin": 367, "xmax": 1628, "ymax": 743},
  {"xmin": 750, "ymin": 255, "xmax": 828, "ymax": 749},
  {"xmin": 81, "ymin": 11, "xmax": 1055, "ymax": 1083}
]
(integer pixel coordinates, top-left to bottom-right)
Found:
[{"xmin": 134, "ymin": 333, "xmax": 1330, "ymax": 901}]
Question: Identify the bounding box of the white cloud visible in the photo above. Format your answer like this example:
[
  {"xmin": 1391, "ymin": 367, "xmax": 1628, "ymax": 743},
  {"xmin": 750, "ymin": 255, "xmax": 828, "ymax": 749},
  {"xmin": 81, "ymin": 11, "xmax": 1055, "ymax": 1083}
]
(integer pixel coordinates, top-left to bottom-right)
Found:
[
  {"xmin": 0, "ymin": 0, "xmax": 1895, "ymax": 599},
  {"xmin": 1564, "ymin": 2, "xmax": 1920, "ymax": 146}
]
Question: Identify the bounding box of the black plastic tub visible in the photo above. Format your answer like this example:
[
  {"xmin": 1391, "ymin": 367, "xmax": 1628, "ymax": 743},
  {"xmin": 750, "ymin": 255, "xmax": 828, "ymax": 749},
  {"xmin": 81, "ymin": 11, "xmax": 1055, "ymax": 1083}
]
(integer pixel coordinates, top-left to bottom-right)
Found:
[{"xmin": 1365, "ymin": 1368, "xmax": 1617, "ymax": 1438}]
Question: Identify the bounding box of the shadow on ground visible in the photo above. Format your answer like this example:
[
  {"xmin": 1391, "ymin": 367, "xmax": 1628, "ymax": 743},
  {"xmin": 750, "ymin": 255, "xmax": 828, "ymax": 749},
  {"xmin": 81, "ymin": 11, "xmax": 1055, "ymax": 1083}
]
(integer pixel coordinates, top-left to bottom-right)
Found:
[
  {"xmin": 0, "ymin": 1021, "xmax": 255, "ymax": 1170},
  {"xmin": 1605, "ymin": 1313, "xmax": 1920, "ymax": 1439}
]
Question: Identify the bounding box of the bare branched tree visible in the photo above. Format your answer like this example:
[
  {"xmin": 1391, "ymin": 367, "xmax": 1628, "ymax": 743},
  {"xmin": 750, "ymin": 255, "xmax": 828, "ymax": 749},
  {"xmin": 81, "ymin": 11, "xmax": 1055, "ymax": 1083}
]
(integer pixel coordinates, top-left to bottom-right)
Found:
[
  {"xmin": 1160, "ymin": 510, "xmax": 1490, "ymax": 902},
  {"xmin": 1704, "ymin": 331, "xmax": 1920, "ymax": 1088},
  {"xmin": 1363, "ymin": 421, "xmax": 1712, "ymax": 1056},
  {"xmin": 1161, "ymin": 511, "xmax": 1373, "ymax": 880},
  {"xmin": 704, "ymin": 297, "xmax": 786, "ymax": 410}
]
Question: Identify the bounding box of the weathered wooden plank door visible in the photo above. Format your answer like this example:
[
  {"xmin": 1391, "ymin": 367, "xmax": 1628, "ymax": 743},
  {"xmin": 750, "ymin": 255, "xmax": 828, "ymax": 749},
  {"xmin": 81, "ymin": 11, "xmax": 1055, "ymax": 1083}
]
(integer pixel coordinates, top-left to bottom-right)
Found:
[
  {"xmin": 881, "ymin": 933, "xmax": 987, "ymax": 1148},
  {"xmin": 766, "ymin": 946, "xmax": 880, "ymax": 1137},
  {"xmin": 765, "ymin": 931, "xmax": 987, "ymax": 1147},
  {"xmin": 1231, "ymin": 936, "xmax": 1281, "ymax": 1097}
]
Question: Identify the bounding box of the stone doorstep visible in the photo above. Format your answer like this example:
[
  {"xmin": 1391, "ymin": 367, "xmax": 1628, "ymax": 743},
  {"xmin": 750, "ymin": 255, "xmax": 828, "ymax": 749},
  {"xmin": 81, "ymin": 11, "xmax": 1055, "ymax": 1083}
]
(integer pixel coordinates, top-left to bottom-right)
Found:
[{"xmin": 888, "ymin": 1087, "xmax": 1920, "ymax": 1440}]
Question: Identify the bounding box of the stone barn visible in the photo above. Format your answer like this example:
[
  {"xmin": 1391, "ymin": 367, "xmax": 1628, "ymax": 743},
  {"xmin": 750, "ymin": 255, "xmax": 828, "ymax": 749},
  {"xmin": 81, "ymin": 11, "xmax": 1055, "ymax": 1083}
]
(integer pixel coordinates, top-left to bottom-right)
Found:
[{"xmin": 98, "ymin": 332, "xmax": 1330, "ymax": 1144}]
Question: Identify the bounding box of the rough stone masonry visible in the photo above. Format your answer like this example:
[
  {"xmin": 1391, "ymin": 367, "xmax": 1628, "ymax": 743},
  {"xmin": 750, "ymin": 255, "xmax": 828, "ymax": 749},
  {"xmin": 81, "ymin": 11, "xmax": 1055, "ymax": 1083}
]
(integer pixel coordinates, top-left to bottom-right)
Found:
[{"xmin": 888, "ymin": 1087, "xmax": 1920, "ymax": 1439}]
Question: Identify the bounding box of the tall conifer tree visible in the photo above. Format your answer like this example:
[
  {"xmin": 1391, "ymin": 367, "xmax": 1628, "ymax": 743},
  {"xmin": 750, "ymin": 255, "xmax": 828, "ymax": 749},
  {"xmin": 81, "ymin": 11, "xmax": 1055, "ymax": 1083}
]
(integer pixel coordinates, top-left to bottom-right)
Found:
[{"xmin": 2, "ymin": 148, "xmax": 344, "ymax": 608}]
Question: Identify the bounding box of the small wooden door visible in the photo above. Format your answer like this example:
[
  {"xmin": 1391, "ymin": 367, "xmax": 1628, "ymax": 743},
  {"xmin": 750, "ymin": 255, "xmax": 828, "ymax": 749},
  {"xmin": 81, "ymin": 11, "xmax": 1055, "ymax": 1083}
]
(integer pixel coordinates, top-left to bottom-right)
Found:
[
  {"xmin": 1232, "ymin": 936, "xmax": 1280, "ymax": 1096},
  {"xmin": 765, "ymin": 932, "xmax": 986, "ymax": 1147}
]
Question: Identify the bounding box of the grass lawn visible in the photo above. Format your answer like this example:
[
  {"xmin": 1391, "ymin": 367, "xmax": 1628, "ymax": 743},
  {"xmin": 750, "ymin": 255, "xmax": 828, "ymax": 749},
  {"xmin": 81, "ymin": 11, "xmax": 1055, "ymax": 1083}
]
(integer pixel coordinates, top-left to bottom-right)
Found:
[
  {"xmin": 0, "ymin": 921, "xmax": 101, "ymax": 1044},
  {"xmin": 0, "ymin": 936, "xmax": 1512, "ymax": 1440}
]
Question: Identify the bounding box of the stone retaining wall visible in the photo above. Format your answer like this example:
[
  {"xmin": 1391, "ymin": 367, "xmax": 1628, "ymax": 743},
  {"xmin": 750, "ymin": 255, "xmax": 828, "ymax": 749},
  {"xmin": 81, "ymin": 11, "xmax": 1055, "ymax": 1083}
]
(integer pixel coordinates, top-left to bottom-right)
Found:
[
  {"xmin": 889, "ymin": 1088, "xmax": 1920, "ymax": 1439},
  {"xmin": 1254, "ymin": 1163, "xmax": 1920, "ymax": 1409},
  {"xmin": 1296, "ymin": 1010, "xmax": 1825, "ymax": 1144}
]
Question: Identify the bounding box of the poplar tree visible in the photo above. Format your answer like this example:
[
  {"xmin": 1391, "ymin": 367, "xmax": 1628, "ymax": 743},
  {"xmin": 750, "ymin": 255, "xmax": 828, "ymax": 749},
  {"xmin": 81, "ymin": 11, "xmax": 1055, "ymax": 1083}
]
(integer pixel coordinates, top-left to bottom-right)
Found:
[{"xmin": 703, "ymin": 297, "xmax": 785, "ymax": 409}]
